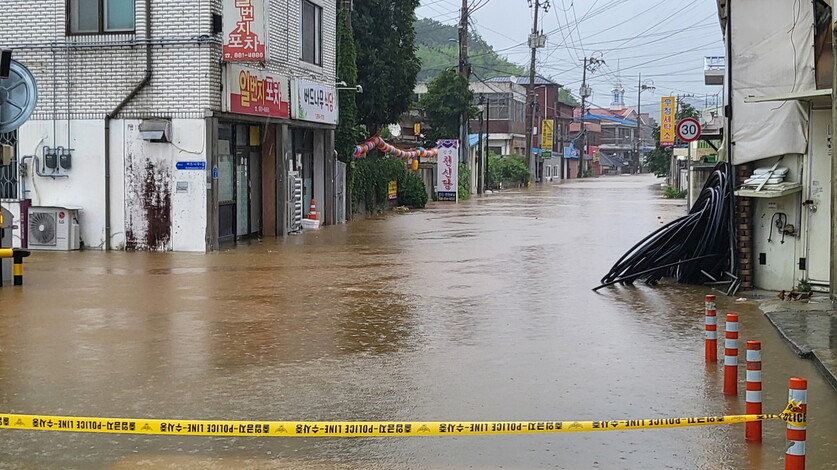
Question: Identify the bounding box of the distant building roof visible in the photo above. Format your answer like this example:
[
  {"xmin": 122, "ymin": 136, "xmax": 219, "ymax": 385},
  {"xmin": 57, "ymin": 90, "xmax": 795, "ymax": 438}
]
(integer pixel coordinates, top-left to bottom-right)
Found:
[
  {"xmin": 583, "ymin": 113, "xmax": 637, "ymax": 126},
  {"xmin": 598, "ymin": 153, "xmax": 628, "ymax": 168},
  {"xmin": 586, "ymin": 107, "xmax": 636, "ymax": 120}
]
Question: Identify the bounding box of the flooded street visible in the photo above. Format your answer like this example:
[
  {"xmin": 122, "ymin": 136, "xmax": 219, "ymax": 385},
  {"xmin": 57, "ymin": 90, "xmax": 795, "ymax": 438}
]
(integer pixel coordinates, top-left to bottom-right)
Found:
[{"xmin": 1, "ymin": 174, "xmax": 836, "ymax": 469}]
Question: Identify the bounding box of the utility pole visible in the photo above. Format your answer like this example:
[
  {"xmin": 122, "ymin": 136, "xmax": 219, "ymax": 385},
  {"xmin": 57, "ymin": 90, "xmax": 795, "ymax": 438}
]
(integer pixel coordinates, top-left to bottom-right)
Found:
[
  {"xmin": 459, "ymin": 0, "xmax": 470, "ymax": 171},
  {"xmin": 635, "ymin": 74, "xmax": 654, "ymax": 174},
  {"xmin": 634, "ymin": 74, "xmax": 642, "ymax": 175},
  {"xmin": 477, "ymin": 96, "xmax": 484, "ymax": 194},
  {"xmin": 525, "ymin": 0, "xmax": 548, "ymax": 183},
  {"xmin": 577, "ymin": 57, "xmax": 601, "ymax": 179},
  {"xmin": 577, "ymin": 61, "xmax": 589, "ymax": 179}
]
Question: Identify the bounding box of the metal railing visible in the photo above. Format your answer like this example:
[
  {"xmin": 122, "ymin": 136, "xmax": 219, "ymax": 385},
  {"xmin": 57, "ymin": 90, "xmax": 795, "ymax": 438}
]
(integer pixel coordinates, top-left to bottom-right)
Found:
[
  {"xmin": 705, "ymin": 56, "xmax": 725, "ymax": 71},
  {"xmin": 0, "ymin": 131, "xmax": 18, "ymax": 199}
]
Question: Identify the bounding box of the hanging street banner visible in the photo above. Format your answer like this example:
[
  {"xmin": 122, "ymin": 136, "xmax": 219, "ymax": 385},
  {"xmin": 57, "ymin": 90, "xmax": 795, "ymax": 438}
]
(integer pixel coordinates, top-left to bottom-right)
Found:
[
  {"xmin": 541, "ymin": 119, "xmax": 554, "ymax": 157},
  {"xmin": 223, "ymin": 0, "xmax": 267, "ymax": 61},
  {"xmin": 224, "ymin": 65, "xmax": 290, "ymax": 119},
  {"xmin": 291, "ymin": 78, "xmax": 339, "ymax": 125},
  {"xmin": 436, "ymin": 140, "xmax": 458, "ymax": 201},
  {"xmin": 660, "ymin": 96, "xmax": 676, "ymax": 147}
]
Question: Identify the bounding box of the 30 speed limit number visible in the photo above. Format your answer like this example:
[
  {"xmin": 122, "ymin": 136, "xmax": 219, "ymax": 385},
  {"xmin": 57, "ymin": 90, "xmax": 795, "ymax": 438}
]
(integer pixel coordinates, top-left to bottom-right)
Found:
[{"xmin": 676, "ymin": 118, "xmax": 701, "ymax": 142}]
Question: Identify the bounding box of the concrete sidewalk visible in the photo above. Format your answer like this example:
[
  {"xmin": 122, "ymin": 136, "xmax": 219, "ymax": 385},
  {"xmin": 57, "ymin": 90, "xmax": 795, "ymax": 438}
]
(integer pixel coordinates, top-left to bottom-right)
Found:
[{"xmin": 754, "ymin": 292, "xmax": 837, "ymax": 391}]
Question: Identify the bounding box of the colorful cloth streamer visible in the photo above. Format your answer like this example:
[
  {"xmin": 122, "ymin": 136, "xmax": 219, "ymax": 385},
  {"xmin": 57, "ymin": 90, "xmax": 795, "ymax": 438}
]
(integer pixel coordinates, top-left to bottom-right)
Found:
[{"xmin": 353, "ymin": 136, "xmax": 439, "ymax": 160}]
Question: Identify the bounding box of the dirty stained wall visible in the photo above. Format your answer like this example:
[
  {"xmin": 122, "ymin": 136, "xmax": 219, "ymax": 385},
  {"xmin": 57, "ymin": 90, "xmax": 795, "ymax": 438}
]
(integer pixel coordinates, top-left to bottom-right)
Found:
[{"xmin": 123, "ymin": 119, "xmax": 207, "ymax": 252}]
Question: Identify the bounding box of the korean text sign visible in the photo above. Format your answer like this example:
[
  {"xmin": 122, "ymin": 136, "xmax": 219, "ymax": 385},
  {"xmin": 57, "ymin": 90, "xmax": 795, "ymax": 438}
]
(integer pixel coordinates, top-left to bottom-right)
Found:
[
  {"xmin": 291, "ymin": 79, "xmax": 339, "ymax": 125},
  {"xmin": 436, "ymin": 140, "xmax": 458, "ymax": 201},
  {"xmin": 226, "ymin": 65, "xmax": 290, "ymax": 118},
  {"xmin": 223, "ymin": 0, "xmax": 266, "ymax": 61},
  {"xmin": 660, "ymin": 96, "xmax": 676, "ymax": 147},
  {"xmin": 541, "ymin": 119, "xmax": 554, "ymax": 150}
]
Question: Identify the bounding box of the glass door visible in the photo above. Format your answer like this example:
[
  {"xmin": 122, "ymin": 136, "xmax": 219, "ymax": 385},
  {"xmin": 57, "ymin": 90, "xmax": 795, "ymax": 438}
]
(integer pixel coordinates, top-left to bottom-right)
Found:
[
  {"xmin": 249, "ymin": 149, "xmax": 262, "ymax": 234},
  {"xmin": 235, "ymin": 148, "xmax": 249, "ymax": 238},
  {"xmin": 218, "ymin": 124, "xmax": 236, "ymax": 242}
]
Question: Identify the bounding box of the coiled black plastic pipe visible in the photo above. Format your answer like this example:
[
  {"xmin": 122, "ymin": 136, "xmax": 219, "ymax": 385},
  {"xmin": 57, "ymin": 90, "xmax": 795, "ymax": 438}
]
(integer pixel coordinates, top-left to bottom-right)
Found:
[{"xmin": 595, "ymin": 162, "xmax": 737, "ymax": 291}]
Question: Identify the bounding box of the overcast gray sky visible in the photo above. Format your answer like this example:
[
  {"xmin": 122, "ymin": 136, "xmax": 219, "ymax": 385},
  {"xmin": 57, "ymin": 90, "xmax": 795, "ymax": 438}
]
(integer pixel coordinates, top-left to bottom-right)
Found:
[{"xmin": 416, "ymin": 0, "xmax": 725, "ymax": 118}]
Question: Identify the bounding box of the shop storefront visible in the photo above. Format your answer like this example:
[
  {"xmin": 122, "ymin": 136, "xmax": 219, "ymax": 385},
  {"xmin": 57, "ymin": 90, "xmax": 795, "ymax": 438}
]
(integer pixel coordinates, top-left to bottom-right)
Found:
[
  {"xmin": 288, "ymin": 77, "xmax": 339, "ymax": 227},
  {"xmin": 207, "ymin": 66, "xmax": 339, "ymax": 249}
]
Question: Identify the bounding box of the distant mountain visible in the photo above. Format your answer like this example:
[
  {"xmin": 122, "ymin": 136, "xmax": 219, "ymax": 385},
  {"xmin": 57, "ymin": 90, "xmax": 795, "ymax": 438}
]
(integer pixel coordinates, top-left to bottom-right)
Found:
[{"xmin": 414, "ymin": 18, "xmax": 525, "ymax": 82}]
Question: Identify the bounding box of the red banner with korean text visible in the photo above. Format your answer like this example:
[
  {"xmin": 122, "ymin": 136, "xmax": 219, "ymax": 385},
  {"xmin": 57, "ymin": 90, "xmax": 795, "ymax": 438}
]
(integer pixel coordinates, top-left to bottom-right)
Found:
[
  {"xmin": 223, "ymin": 0, "xmax": 266, "ymax": 61},
  {"xmin": 227, "ymin": 65, "xmax": 290, "ymax": 119}
]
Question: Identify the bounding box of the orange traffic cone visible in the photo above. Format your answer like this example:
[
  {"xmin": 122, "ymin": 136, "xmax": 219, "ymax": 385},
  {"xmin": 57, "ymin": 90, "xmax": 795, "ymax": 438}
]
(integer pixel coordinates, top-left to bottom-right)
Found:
[{"xmin": 308, "ymin": 199, "xmax": 318, "ymax": 220}]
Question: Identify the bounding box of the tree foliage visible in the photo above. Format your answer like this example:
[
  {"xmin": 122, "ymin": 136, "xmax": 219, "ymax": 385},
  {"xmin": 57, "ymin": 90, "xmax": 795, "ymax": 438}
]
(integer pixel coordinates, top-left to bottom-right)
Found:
[
  {"xmin": 418, "ymin": 68, "xmax": 476, "ymax": 147},
  {"xmin": 486, "ymin": 153, "xmax": 530, "ymax": 189},
  {"xmin": 414, "ymin": 18, "xmax": 525, "ymax": 82},
  {"xmin": 353, "ymin": 0, "xmax": 421, "ymax": 135},
  {"xmin": 558, "ymin": 88, "xmax": 579, "ymax": 106},
  {"xmin": 645, "ymin": 145, "xmax": 670, "ymax": 177},
  {"xmin": 335, "ymin": 6, "xmax": 359, "ymax": 162},
  {"xmin": 677, "ymin": 101, "xmax": 700, "ymax": 121},
  {"xmin": 350, "ymin": 158, "xmax": 427, "ymax": 212}
]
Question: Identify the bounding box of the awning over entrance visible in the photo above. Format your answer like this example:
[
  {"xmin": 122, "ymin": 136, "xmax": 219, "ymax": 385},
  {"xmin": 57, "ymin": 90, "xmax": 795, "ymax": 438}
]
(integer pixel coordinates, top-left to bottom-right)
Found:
[{"xmin": 744, "ymin": 88, "xmax": 832, "ymax": 106}]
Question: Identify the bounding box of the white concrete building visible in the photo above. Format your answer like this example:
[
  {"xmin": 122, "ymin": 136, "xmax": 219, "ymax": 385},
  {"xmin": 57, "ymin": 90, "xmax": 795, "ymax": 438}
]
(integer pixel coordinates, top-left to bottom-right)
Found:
[
  {"xmin": 0, "ymin": 0, "xmax": 340, "ymax": 252},
  {"xmin": 717, "ymin": 0, "xmax": 833, "ymax": 292}
]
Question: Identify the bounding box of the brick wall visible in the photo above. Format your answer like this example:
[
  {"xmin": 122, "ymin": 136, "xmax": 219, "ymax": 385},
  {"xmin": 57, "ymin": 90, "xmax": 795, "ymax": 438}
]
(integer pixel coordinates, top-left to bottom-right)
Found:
[
  {"xmin": 0, "ymin": 0, "xmax": 335, "ymax": 121},
  {"xmin": 267, "ymin": 0, "xmax": 337, "ymax": 84},
  {"xmin": 735, "ymin": 163, "xmax": 754, "ymax": 290}
]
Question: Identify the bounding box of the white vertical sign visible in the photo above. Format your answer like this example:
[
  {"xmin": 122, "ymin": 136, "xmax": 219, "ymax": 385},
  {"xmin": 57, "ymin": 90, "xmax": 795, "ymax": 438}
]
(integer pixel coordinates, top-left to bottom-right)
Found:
[{"xmin": 436, "ymin": 140, "xmax": 458, "ymax": 201}]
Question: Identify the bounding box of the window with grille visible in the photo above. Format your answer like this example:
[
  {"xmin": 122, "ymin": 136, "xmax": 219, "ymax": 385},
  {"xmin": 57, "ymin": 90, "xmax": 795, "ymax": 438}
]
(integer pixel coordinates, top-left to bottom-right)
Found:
[{"xmin": 0, "ymin": 131, "xmax": 18, "ymax": 199}]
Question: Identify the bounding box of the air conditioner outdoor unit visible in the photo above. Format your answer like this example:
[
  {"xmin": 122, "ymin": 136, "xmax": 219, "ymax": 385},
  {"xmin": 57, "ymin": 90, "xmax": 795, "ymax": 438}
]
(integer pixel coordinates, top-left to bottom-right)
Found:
[{"xmin": 28, "ymin": 206, "xmax": 80, "ymax": 250}]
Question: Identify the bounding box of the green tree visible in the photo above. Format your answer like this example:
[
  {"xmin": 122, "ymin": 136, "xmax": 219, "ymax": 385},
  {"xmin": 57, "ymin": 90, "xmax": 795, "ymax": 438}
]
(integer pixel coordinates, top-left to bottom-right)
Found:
[
  {"xmin": 677, "ymin": 101, "xmax": 700, "ymax": 120},
  {"xmin": 335, "ymin": 6, "xmax": 359, "ymax": 162},
  {"xmin": 414, "ymin": 18, "xmax": 525, "ymax": 82},
  {"xmin": 558, "ymin": 88, "xmax": 579, "ymax": 106},
  {"xmin": 645, "ymin": 146, "xmax": 670, "ymax": 177},
  {"xmin": 418, "ymin": 68, "xmax": 476, "ymax": 147},
  {"xmin": 485, "ymin": 153, "xmax": 530, "ymax": 189},
  {"xmin": 353, "ymin": 0, "xmax": 421, "ymax": 136}
]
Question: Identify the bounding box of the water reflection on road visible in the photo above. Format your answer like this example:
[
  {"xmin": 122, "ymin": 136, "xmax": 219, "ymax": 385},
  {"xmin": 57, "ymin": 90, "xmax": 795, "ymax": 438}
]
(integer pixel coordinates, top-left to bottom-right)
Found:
[{"xmin": 1, "ymin": 174, "xmax": 835, "ymax": 469}]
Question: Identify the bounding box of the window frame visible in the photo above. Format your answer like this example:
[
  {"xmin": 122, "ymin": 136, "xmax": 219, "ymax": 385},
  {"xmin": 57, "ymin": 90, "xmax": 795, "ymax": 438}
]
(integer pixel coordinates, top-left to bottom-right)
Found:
[
  {"xmin": 301, "ymin": 0, "xmax": 323, "ymax": 66},
  {"xmin": 67, "ymin": 0, "xmax": 136, "ymax": 36}
]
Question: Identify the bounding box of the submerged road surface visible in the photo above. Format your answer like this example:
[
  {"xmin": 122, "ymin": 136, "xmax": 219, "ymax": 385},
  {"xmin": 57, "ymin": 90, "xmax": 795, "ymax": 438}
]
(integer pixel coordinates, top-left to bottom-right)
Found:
[{"xmin": 1, "ymin": 174, "xmax": 836, "ymax": 469}]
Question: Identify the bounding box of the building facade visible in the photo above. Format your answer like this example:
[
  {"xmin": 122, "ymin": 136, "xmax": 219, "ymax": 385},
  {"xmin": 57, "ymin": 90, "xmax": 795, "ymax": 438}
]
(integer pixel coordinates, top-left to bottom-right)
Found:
[
  {"xmin": 0, "ymin": 0, "xmax": 339, "ymax": 252},
  {"xmin": 468, "ymin": 78, "xmax": 527, "ymax": 157},
  {"xmin": 716, "ymin": 0, "xmax": 833, "ymax": 294}
]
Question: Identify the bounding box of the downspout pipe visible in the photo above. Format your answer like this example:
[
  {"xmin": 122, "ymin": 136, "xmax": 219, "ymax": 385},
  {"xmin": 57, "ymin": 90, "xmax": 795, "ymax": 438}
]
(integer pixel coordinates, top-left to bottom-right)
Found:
[
  {"xmin": 831, "ymin": 9, "xmax": 837, "ymax": 301},
  {"xmin": 104, "ymin": 0, "xmax": 152, "ymax": 250}
]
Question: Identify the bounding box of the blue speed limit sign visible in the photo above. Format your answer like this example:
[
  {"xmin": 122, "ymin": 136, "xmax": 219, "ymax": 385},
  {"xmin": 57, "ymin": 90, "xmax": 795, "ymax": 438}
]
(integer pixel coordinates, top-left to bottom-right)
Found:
[{"xmin": 676, "ymin": 118, "xmax": 701, "ymax": 142}]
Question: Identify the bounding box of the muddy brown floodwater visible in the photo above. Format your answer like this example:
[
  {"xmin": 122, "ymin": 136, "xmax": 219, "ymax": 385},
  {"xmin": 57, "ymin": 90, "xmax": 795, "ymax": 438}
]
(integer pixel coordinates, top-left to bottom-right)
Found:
[{"xmin": 1, "ymin": 174, "xmax": 836, "ymax": 469}]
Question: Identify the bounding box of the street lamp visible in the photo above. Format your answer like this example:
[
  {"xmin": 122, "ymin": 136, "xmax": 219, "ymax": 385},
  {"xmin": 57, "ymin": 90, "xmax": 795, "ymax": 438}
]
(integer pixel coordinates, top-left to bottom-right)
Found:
[{"xmin": 634, "ymin": 74, "xmax": 655, "ymax": 174}]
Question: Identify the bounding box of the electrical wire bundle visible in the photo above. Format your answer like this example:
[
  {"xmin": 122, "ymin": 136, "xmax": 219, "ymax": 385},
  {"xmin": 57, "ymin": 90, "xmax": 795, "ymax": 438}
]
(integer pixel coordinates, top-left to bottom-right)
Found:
[{"xmin": 595, "ymin": 162, "xmax": 738, "ymax": 292}]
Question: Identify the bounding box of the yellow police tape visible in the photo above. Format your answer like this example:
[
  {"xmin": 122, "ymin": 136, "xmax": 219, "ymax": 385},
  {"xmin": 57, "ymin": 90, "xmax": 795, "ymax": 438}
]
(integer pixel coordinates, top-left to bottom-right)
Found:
[
  {"xmin": 0, "ymin": 407, "xmax": 805, "ymax": 437},
  {"xmin": 781, "ymin": 400, "xmax": 807, "ymax": 428}
]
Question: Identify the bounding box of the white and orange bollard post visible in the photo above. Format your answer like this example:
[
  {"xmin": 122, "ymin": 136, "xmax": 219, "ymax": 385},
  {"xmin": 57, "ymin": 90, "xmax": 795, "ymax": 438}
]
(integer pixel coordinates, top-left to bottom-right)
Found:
[
  {"xmin": 785, "ymin": 377, "xmax": 807, "ymax": 470},
  {"xmin": 745, "ymin": 341, "xmax": 762, "ymax": 442},
  {"xmin": 723, "ymin": 313, "xmax": 739, "ymax": 396},
  {"xmin": 705, "ymin": 294, "xmax": 717, "ymax": 362}
]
